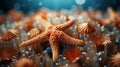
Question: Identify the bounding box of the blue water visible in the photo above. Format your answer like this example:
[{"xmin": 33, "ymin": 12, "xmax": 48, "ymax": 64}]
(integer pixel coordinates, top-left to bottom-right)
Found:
[{"xmin": 0, "ymin": 0, "xmax": 120, "ymax": 13}]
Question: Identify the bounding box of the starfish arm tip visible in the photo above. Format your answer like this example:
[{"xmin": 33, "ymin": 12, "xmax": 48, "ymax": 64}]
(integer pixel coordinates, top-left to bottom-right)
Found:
[
  {"xmin": 57, "ymin": 19, "xmax": 76, "ymax": 31},
  {"xmin": 20, "ymin": 41, "xmax": 31, "ymax": 47},
  {"xmin": 19, "ymin": 42, "xmax": 26, "ymax": 47},
  {"xmin": 59, "ymin": 32, "xmax": 85, "ymax": 46},
  {"xmin": 80, "ymin": 40, "xmax": 85, "ymax": 45},
  {"xmin": 49, "ymin": 35, "xmax": 59, "ymax": 62}
]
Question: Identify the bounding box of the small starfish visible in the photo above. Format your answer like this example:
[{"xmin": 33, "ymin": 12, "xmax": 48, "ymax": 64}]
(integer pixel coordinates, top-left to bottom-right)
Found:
[
  {"xmin": 20, "ymin": 16, "xmax": 85, "ymax": 61},
  {"xmin": 107, "ymin": 7, "xmax": 120, "ymax": 24}
]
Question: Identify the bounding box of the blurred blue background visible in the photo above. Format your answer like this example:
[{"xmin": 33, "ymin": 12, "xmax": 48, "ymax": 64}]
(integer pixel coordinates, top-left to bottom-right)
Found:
[{"xmin": 0, "ymin": 0, "xmax": 120, "ymax": 13}]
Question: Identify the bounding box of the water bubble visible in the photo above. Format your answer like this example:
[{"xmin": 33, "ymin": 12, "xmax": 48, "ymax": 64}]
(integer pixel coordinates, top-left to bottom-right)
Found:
[
  {"xmin": 38, "ymin": 2, "xmax": 43, "ymax": 6},
  {"xmin": 96, "ymin": 52, "xmax": 102, "ymax": 56},
  {"xmin": 60, "ymin": 54, "xmax": 62, "ymax": 57},
  {"xmin": 8, "ymin": 65, "xmax": 10, "ymax": 67},
  {"xmin": 86, "ymin": 57, "xmax": 89, "ymax": 60},
  {"xmin": 104, "ymin": 65, "xmax": 107, "ymax": 67},
  {"xmin": 63, "ymin": 57, "xmax": 66, "ymax": 59},
  {"xmin": 100, "ymin": 26, "xmax": 105, "ymax": 31},
  {"xmin": 99, "ymin": 58, "xmax": 102, "ymax": 61},
  {"xmin": 52, "ymin": 17, "xmax": 61, "ymax": 25},
  {"xmin": 82, "ymin": 52, "xmax": 87, "ymax": 55},
  {"xmin": 56, "ymin": 62, "xmax": 59, "ymax": 65},
  {"xmin": 26, "ymin": 51, "xmax": 29, "ymax": 54},
  {"xmin": 68, "ymin": 15, "xmax": 75, "ymax": 20},
  {"xmin": 22, "ymin": 54, "xmax": 26, "ymax": 57},
  {"xmin": 75, "ymin": 0, "xmax": 86, "ymax": 5},
  {"xmin": 87, "ymin": 47, "xmax": 90, "ymax": 50},
  {"xmin": 65, "ymin": 64, "xmax": 68, "ymax": 66},
  {"xmin": 51, "ymin": 29, "xmax": 56, "ymax": 33},
  {"xmin": 21, "ymin": 50, "xmax": 25, "ymax": 53},
  {"xmin": 28, "ymin": 47, "xmax": 32, "ymax": 51}
]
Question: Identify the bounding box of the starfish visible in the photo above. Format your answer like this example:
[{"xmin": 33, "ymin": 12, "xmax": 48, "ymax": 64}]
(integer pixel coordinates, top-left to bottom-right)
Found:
[{"xmin": 20, "ymin": 16, "xmax": 85, "ymax": 62}]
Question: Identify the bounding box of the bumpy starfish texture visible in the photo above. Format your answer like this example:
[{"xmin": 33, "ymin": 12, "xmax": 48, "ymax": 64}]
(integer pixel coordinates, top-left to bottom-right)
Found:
[{"xmin": 20, "ymin": 16, "xmax": 85, "ymax": 62}]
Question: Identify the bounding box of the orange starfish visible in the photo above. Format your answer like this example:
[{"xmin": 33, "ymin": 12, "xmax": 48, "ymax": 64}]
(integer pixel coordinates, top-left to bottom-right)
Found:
[
  {"xmin": 107, "ymin": 7, "xmax": 120, "ymax": 24},
  {"xmin": 20, "ymin": 16, "xmax": 85, "ymax": 62}
]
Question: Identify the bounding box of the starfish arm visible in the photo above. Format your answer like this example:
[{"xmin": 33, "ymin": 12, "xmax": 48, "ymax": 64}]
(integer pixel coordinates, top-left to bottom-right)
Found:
[
  {"xmin": 59, "ymin": 32, "xmax": 85, "ymax": 45},
  {"xmin": 57, "ymin": 19, "xmax": 76, "ymax": 31},
  {"xmin": 34, "ymin": 16, "xmax": 53, "ymax": 30},
  {"xmin": 20, "ymin": 32, "xmax": 49, "ymax": 47},
  {"xmin": 107, "ymin": 7, "xmax": 116, "ymax": 20},
  {"xmin": 49, "ymin": 33, "xmax": 59, "ymax": 62}
]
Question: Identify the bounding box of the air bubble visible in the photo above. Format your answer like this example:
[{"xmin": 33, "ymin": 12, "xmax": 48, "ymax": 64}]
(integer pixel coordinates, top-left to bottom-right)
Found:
[
  {"xmin": 28, "ymin": 48, "xmax": 32, "ymax": 51},
  {"xmin": 22, "ymin": 54, "xmax": 26, "ymax": 57},
  {"xmin": 86, "ymin": 57, "xmax": 89, "ymax": 60},
  {"xmin": 38, "ymin": 2, "xmax": 43, "ymax": 6},
  {"xmin": 82, "ymin": 52, "xmax": 87, "ymax": 55},
  {"xmin": 65, "ymin": 64, "xmax": 68, "ymax": 66},
  {"xmin": 26, "ymin": 51, "xmax": 29, "ymax": 54},
  {"xmin": 56, "ymin": 62, "xmax": 59, "ymax": 65},
  {"xmin": 99, "ymin": 58, "xmax": 102, "ymax": 61},
  {"xmin": 63, "ymin": 57, "xmax": 66, "ymax": 59},
  {"xmin": 75, "ymin": 0, "xmax": 86, "ymax": 5}
]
